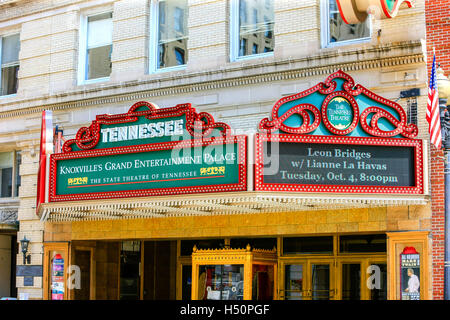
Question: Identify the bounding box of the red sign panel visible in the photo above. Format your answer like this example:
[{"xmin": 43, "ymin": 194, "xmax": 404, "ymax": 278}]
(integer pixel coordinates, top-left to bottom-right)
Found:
[{"xmin": 254, "ymin": 133, "xmax": 423, "ymax": 194}]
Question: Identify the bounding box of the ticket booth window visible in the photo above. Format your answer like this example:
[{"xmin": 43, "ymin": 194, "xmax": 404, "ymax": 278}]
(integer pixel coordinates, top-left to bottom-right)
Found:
[
  {"xmin": 198, "ymin": 264, "xmax": 244, "ymax": 300},
  {"xmin": 191, "ymin": 245, "xmax": 277, "ymax": 300}
]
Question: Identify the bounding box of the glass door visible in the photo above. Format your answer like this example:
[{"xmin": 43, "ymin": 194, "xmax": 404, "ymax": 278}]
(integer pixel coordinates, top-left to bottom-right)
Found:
[
  {"xmin": 120, "ymin": 241, "xmax": 141, "ymax": 300},
  {"xmin": 283, "ymin": 262, "xmax": 306, "ymax": 300},
  {"xmin": 336, "ymin": 258, "xmax": 387, "ymax": 300},
  {"xmin": 72, "ymin": 249, "xmax": 93, "ymax": 300},
  {"xmin": 367, "ymin": 261, "xmax": 387, "ymax": 300},
  {"xmin": 339, "ymin": 260, "xmax": 362, "ymax": 300},
  {"xmin": 181, "ymin": 264, "xmax": 192, "ymax": 300},
  {"xmin": 281, "ymin": 260, "xmax": 335, "ymax": 300},
  {"xmin": 309, "ymin": 261, "xmax": 334, "ymax": 300}
]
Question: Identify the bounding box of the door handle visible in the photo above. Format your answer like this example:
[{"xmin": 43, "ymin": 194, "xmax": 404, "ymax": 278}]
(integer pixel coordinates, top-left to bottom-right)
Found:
[{"xmin": 329, "ymin": 289, "xmax": 336, "ymax": 298}]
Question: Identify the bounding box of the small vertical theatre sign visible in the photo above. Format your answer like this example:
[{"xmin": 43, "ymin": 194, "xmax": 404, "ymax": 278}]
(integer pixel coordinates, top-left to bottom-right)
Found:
[{"xmin": 401, "ymin": 247, "xmax": 420, "ymax": 300}]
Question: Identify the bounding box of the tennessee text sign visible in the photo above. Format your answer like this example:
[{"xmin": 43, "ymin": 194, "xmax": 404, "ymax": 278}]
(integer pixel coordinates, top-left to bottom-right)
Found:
[
  {"xmin": 255, "ymin": 134, "xmax": 423, "ymax": 194},
  {"xmin": 49, "ymin": 101, "xmax": 247, "ymax": 202}
]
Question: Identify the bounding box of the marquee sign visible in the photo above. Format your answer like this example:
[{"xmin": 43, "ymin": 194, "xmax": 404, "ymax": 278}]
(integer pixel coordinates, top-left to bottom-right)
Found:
[
  {"xmin": 258, "ymin": 70, "xmax": 418, "ymax": 138},
  {"xmin": 255, "ymin": 134, "xmax": 423, "ymax": 194},
  {"xmin": 336, "ymin": 0, "xmax": 414, "ymax": 24},
  {"xmin": 49, "ymin": 101, "xmax": 247, "ymax": 202},
  {"xmin": 255, "ymin": 70, "xmax": 423, "ymax": 194}
]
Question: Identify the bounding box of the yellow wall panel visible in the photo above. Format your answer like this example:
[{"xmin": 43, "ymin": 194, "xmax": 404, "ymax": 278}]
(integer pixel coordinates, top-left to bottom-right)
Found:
[{"xmin": 63, "ymin": 205, "xmax": 430, "ymax": 241}]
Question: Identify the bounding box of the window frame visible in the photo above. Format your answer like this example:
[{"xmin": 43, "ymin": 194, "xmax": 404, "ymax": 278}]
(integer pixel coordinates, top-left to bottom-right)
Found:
[
  {"xmin": 0, "ymin": 150, "xmax": 21, "ymax": 199},
  {"xmin": 77, "ymin": 11, "xmax": 113, "ymax": 85},
  {"xmin": 149, "ymin": 0, "xmax": 188, "ymax": 74},
  {"xmin": 230, "ymin": 0, "xmax": 274, "ymax": 62},
  {"xmin": 0, "ymin": 33, "xmax": 20, "ymax": 98},
  {"xmin": 320, "ymin": 0, "xmax": 372, "ymax": 49}
]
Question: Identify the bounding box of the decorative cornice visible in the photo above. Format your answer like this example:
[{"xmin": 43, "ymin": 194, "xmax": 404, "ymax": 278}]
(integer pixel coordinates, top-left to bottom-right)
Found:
[
  {"xmin": 192, "ymin": 245, "xmax": 277, "ymax": 257},
  {"xmin": 0, "ymin": 44, "xmax": 425, "ymax": 120},
  {"xmin": 0, "ymin": 0, "xmax": 19, "ymax": 6},
  {"xmin": 39, "ymin": 191, "xmax": 430, "ymax": 222}
]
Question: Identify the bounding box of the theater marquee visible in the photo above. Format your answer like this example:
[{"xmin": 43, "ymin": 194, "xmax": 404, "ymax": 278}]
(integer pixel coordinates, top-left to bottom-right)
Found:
[
  {"xmin": 255, "ymin": 70, "xmax": 424, "ymax": 194},
  {"xmin": 255, "ymin": 134, "xmax": 423, "ymax": 194},
  {"xmin": 49, "ymin": 101, "xmax": 247, "ymax": 202},
  {"xmin": 47, "ymin": 70, "xmax": 425, "ymax": 204}
]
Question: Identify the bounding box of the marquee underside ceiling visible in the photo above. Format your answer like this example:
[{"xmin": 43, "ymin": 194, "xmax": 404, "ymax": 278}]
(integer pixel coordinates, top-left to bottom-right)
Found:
[{"xmin": 39, "ymin": 192, "xmax": 429, "ymax": 222}]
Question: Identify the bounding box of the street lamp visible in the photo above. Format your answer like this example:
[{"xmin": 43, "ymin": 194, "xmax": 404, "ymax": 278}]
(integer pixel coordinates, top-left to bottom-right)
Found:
[
  {"xmin": 20, "ymin": 236, "xmax": 31, "ymax": 265},
  {"xmin": 437, "ymin": 66, "xmax": 450, "ymax": 300}
]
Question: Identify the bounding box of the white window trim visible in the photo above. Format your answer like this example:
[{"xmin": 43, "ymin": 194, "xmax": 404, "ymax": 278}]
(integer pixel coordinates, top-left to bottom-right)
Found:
[
  {"xmin": 77, "ymin": 11, "xmax": 112, "ymax": 85},
  {"xmin": 0, "ymin": 150, "xmax": 19, "ymax": 199},
  {"xmin": 149, "ymin": 0, "xmax": 187, "ymax": 74},
  {"xmin": 320, "ymin": 0, "xmax": 372, "ymax": 49},
  {"xmin": 0, "ymin": 33, "xmax": 20, "ymax": 97},
  {"xmin": 230, "ymin": 0, "xmax": 274, "ymax": 62},
  {"xmin": 0, "ymin": 93, "xmax": 17, "ymax": 99}
]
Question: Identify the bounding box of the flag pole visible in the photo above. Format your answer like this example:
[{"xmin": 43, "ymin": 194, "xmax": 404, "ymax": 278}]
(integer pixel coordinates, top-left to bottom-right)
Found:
[
  {"xmin": 443, "ymin": 94, "xmax": 450, "ymax": 301},
  {"xmin": 428, "ymin": 48, "xmax": 450, "ymax": 299},
  {"xmin": 435, "ymin": 50, "xmax": 450, "ymax": 300}
]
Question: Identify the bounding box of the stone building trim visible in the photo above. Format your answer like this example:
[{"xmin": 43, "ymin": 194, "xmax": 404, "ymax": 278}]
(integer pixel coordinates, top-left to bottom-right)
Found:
[
  {"xmin": 0, "ymin": 47, "xmax": 425, "ymax": 120},
  {"xmin": 0, "ymin": 201, "xmax": 19, "ymax": 230}
]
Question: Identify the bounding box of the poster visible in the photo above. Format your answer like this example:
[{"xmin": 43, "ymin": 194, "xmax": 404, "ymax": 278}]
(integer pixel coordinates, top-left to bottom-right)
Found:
[
  {"xmin": 51, "ymin": 253, "xmax": 65, "ymax": 300},
  {"xmin": 401, "ymin": 247, "xmax": 420, "ymax": 300}
]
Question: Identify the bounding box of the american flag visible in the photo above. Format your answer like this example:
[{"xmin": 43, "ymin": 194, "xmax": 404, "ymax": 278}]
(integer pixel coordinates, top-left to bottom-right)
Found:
[{"xmin": 427, "ymin": 53, "xmax": 442, "ymax": 150}]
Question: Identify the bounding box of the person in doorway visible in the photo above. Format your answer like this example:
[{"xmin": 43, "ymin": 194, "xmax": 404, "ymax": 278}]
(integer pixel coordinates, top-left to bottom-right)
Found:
[{"xmin": 404, "ymin": 269, "xmax": 420, "ymax": 293}]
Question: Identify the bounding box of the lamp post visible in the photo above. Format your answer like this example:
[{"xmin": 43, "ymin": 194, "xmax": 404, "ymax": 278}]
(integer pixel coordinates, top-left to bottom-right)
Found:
[
  {"xmin": 436, "ymin": 66, "xmax": 450, "ymax": 300},
  {"xmin": 20, "ymin": 236, "xmax": 31, "ymax": 265}
]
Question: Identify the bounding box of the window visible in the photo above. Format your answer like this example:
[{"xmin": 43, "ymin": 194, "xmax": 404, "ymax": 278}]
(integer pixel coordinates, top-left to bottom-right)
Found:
[
  {"xmin": 79, "ymin": 12, "xmax": 113, "ymax": 83},
  {"xmin": 283, "ymin": 236, "xmax": 334, "ymax": 254},
  {"xmin": 199, "ymin": 265, "xmax": 244, "ymax": 300},
  {"xmin": 321, "ymin": 0, "xmax": 371, "ymax": 47},
  {"xmin": 240, "ymin": 0, "xmax": 247, "ymax": 23},
  {"xmin": 230, "ymin": 0, "xmax": 274, "ymax": 61},
  {"xmin": 0, "ymin": 151, "xmax": 21, "ymax": 198},
  {"xmin": 180, "ymin": 239, "xmax": 224, "ymax": 256},
  {"xmin": 252, "ymin": 8, "xmax": 258, "ymax": 25},
  {"xmin": 252, "ymin": 44, "xmax": 258, "ymax": 54},
  {"xmin": 230, "ymin": 237, "xmax": 277, "ymax": 250},
  {"xmin": 339, "ymin": 234, "xmax": 386, "ymax": 253},
  {"xmin": 174, "ymin": 48, "xmax": 185, "ymax": 65},
  {"xmin": 174, "ymin": 7, "xmax": 184, "ymax": 33},
  {"xmin": 264, "ymin": 16, "xmax": 272, "ymax": 38},
  {"xmin": 0, "ymin": 34, "xmax": 20, "ymax": 96},
  {"xmin": 151, "ymin": 0, "xmax": 188, "ymax": 71},
  {"xmin": 406, "ymin": 97, "xmax": 418, "ymax": 126}
]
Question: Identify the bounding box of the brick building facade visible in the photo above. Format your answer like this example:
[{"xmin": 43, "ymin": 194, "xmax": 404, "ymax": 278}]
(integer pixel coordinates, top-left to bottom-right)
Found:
[{"xmin": 425, "ymin": 0, "xmax": 450, "ymax": 300}]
